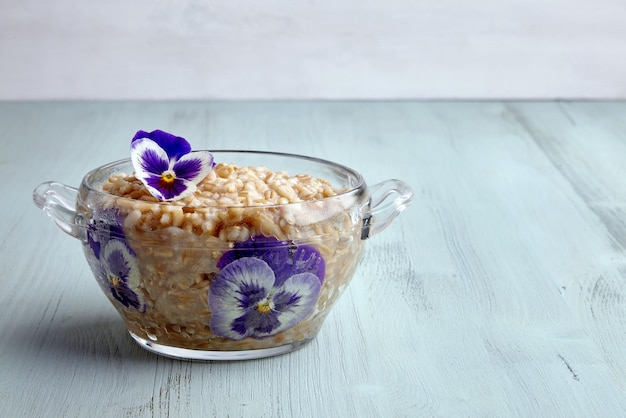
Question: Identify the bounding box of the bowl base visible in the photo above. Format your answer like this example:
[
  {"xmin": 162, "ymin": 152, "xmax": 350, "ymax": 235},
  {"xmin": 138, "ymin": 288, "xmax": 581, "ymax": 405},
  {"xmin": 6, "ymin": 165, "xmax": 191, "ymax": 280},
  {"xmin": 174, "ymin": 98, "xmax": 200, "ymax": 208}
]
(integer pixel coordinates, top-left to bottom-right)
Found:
[{"xmin": 129, "ymin": 332, "xmax": 313, "ymax": 361}]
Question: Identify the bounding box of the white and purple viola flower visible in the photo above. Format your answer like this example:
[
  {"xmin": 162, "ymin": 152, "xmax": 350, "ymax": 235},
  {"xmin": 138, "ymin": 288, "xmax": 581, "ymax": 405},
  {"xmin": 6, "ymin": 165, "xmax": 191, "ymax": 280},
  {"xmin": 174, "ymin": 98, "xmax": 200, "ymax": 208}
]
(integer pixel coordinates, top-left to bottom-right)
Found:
[
  {"xmin": 130, "ymin": 129, "xmax": 214, "ymax": 201},
  {"xmin": 100, "ymin": 240, "xmax": 145, "ymax": 311},
  {"xmin": 209, "ymin": 236, "xmax": 325, "ymax": 340},
  {"xmin": 85, "ymin": 208, "xmax": 145, "ymax": 312}
]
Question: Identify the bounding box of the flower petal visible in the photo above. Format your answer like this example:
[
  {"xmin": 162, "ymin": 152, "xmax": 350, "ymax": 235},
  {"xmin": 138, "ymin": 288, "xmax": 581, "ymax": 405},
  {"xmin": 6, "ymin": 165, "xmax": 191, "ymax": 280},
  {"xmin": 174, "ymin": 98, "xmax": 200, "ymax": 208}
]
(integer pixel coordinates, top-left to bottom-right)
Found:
[
  {"xmin": 230, "ymin": 309, "xmax": 281, "ymax": 338},
  {"xmin": 217, "ymin": 236, "xmax": 326, "ymax": 285},
  {"xmin": 143, "ymin": 175, "xmax": 197, "ymax": 201},
  {"xmin": 131, "ymin": 138, "xmax": 169, "ymax": 176},
  {"xmin": 172, "ymin": 151, "xmax": 214, "ymax": 183},
  {"xmin": 105, "ymin": 244, "xmax": 131, "ymax": 278},
  {"xmin": 216, "ymin": 235, "xmax": 287, "ymax": 269},
  {"xmin": 132, "ymin": 129, "xmax": 191, "ymax": 160},
  {"xmin": 87, "ymin": 230, "xmax": 102, "ymax": 260},
  {"xmin": 87, "ymin": 208, "xmax": 125, "ymax": 259},
  {"xmin": 102, "ymin": 240, "xmax": 145, "ymax": 312},
  {"xmin": 208, "ymin": 257, "xmax": 276, "ymax": 340},
  {"xmin": 111, "ymin": 279, "xmax": 142, "ymax": 310},
  {"xmin": 268, "ymin": 272, "xmax": 321, "ymax": 332},
  {"xmin": 272, "ymin": 244, "xmax": 325, "ymax": 286}
]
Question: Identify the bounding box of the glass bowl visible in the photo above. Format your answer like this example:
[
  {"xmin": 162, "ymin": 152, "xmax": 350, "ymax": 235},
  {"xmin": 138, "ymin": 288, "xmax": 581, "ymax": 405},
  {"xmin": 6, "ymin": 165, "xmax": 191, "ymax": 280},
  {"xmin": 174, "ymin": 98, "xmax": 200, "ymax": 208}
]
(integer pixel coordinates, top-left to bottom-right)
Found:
[{"xmin": 33, "ymin": 151, "xmax": 412, "ymax": 360}]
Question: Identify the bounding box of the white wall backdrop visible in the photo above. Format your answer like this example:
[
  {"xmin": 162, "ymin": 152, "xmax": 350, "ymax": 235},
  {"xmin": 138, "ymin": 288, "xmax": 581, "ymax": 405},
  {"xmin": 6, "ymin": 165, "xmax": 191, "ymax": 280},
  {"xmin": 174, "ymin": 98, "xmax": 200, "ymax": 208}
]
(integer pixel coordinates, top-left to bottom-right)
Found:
[{"xmin": 1, "ymin": 0, "xmax": 625, "ymax": 100}]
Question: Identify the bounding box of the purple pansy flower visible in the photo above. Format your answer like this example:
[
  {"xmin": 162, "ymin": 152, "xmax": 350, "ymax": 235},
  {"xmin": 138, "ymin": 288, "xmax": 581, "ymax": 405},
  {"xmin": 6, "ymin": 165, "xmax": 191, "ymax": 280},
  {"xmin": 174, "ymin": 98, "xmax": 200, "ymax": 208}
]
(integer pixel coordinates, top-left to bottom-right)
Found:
[
  {"xmin": 208, "ymin": 257, "xmax": 321, "ymax": 340},
  {"xmin": 83, "ymin": 203, "xmax": 145, "ymax": 312},
  {"xmin": 209, "ymin": 235, "xmax": 326, "ymax": 340},
  {"xmin": 99, "ymin": 240, "xmax": 145, "ymax": 311},
  {"xmin": 130, "ymin": 129, "xmax": 214, "ymax": 201}
]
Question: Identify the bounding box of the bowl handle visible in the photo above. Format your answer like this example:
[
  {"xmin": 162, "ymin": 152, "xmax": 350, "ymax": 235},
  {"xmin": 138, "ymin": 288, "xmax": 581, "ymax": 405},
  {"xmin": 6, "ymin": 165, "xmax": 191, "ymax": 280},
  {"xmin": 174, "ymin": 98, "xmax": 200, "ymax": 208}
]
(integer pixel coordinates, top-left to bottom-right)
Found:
[
  {"xmin": 33, "ymin": 181, "xmax": 85, "ymax": 240},
  {"xmin": 361, "ymin": 179, "xmax": 413, "ymax": 240}
]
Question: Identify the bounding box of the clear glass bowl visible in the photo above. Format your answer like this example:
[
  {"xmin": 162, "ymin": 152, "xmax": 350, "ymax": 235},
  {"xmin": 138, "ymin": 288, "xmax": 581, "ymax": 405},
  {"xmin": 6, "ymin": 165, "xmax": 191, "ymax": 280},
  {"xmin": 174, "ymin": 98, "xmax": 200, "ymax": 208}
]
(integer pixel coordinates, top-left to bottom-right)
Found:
[{"xmin": 33, "ymin": 151, "xmax": 412, "ymax": 360}]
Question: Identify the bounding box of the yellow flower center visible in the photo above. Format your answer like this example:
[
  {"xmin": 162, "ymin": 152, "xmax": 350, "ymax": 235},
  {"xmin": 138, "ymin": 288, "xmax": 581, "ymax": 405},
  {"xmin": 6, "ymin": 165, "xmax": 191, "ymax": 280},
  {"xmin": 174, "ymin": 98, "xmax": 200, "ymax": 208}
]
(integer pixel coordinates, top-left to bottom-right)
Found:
[
  {"xmin": 256, "ymin": 301, "xmax": 272, "ymax": 314},
  {"xmin": 109, "ymin": 274, "xmax": 121, "ymax": 287},
  {"xmin": 161, "ymin": 171, "xmax": 176, "ymax": 184}
]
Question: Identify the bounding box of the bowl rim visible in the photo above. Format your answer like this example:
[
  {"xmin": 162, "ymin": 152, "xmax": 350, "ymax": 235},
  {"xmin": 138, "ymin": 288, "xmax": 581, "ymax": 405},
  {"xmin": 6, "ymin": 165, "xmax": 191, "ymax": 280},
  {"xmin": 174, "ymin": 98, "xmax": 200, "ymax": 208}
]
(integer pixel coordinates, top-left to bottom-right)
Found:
[{"xmin": 81, "ymin": 149, "xmax": 367, "ymax": 209}]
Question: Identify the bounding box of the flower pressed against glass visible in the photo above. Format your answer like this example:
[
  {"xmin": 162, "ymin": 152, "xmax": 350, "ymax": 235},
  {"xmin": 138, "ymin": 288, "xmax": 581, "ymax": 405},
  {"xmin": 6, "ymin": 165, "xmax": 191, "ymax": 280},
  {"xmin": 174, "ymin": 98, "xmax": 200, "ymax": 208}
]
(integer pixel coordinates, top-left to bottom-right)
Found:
[
  {"xmin": 208, "ymin": 257, "xmax": 321, "ymax": 340},
  {"xmin": 209, "ymin": 235, "xmax": 326, "ymax": 340},
  {"xmin": 217, "ymin": 235, "xmax": 325, "ymax": 285},
  {"xmin": 83, "ymin": 207, "xmax": 146, "ymax": 312},
  {"xmin": 100, "ymin": 240, "xmax": 145, "ymax": 312},
  {"xmin": 130, "ymin": 129, "xmax": 214, "ymax": 201},
  {"xmin": 86, "ymin": 208, "xmax": 125, "ymax": 259}
]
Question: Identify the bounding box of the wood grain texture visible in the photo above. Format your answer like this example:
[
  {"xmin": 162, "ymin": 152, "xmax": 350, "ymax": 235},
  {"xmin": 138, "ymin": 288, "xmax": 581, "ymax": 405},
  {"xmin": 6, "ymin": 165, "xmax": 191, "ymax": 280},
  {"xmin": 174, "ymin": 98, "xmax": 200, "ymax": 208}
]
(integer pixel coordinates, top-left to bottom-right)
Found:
[{"xmin": 1, "ymin": 101, "xmax": 626, "ymax": 416}]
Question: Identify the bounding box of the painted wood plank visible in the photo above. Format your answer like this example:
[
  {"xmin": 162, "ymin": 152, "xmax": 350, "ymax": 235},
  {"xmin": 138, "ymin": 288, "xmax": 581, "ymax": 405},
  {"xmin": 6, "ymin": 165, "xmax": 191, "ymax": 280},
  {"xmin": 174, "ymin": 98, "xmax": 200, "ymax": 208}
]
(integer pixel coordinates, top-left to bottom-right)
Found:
[{"xmin": 1, "ymin": 101, "xmax": 626, "ymax": 417}]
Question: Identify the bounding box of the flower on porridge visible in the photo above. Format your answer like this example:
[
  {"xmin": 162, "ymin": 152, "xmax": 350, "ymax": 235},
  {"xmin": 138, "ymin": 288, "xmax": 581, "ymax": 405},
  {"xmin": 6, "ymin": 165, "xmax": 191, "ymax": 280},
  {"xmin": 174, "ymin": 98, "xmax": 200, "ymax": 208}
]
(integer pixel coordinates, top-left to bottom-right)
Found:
[
  {"xmin": 208, "ymin": 257, "xmax": 321, "ymax": 340},
  {"xmin": 99, "ymin": 240, "xmax": 145, "ymax": 312},
  {"xmin": 130, "ymin": 129, "xmax": 214, "ymax": 201}
]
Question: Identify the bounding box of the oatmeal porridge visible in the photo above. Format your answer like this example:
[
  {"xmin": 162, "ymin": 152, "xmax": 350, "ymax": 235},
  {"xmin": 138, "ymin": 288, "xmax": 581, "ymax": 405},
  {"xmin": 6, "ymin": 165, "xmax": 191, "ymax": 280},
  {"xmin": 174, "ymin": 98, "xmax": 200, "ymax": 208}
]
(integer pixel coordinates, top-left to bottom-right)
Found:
[{"xmin": 86, "ymin": 162, "xmax": 365, "ymax": 351}]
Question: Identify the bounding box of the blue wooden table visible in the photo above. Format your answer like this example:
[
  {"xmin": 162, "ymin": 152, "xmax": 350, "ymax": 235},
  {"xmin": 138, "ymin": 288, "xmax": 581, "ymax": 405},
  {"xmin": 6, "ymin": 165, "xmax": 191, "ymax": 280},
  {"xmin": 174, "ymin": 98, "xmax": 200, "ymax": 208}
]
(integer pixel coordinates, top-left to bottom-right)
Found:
[{"xmin": 1, "ymin": 101, "xmax": 626, "ymax": 416}]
